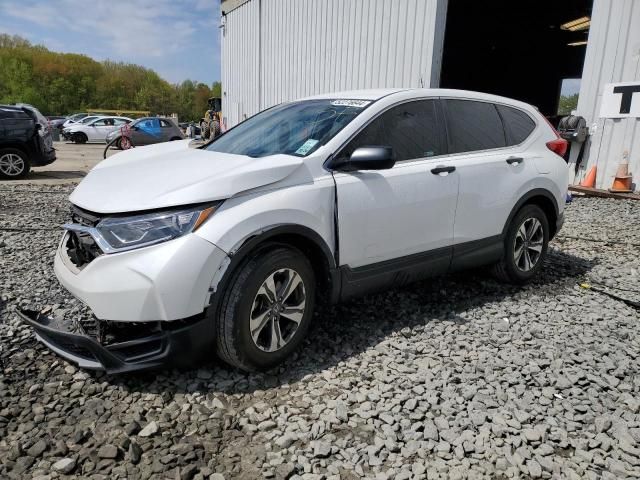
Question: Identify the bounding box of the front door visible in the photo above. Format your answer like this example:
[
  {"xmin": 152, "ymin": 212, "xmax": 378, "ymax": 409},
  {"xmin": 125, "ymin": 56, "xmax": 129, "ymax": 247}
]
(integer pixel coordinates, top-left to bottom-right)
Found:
[{"xmin": 333, "ymin": 99, "xmax": 458, "ymax": 277}]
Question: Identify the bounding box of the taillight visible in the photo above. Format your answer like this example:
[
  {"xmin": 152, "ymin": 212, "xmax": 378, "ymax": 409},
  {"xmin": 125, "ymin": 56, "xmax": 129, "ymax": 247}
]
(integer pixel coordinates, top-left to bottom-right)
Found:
[
  {"xmin": 546, "ymin": 138, "xmax": 568, "ymax": 157},
  {"xmin": 542, "ymin": 116, "xmax": 568, "ymax": 157}
]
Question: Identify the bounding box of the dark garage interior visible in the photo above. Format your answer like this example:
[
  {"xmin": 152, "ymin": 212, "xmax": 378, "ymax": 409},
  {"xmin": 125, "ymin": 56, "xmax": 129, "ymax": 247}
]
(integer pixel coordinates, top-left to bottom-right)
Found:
[{"xmin": 440, "ymin": 0, "xmax": 593, "ymax": 118}]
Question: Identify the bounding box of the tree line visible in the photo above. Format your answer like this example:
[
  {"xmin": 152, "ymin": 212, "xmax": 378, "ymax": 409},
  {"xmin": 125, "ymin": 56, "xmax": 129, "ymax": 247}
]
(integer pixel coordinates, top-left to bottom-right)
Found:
[{"xmin": 0, "ymin": 34, "xmax": 221, "ymax": 122}]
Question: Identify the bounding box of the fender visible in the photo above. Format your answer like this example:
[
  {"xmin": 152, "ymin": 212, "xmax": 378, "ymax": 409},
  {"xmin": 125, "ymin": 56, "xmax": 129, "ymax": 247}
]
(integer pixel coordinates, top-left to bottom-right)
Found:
[
  {"xmin": 501, "ymin": 188, "xmax": 560, "ymax": 238},
  {"xmin": 208, "ymin": 224, "xmax": 341, "ymax": 311}
]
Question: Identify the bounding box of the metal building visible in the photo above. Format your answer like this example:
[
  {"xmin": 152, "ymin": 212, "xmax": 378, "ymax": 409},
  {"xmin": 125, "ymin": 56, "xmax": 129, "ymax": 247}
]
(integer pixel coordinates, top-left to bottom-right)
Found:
[{"xmin": 220, "ymin": 0, "xmax": 640, "ymax": 191}]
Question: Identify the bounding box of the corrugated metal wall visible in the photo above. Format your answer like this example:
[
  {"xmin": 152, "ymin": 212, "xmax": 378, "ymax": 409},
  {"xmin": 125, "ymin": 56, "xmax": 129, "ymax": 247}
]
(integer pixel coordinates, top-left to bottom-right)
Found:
[
  {"xmin": 221, "ymin": 0, "xmax": 446, "ymax": 127},
  {"xmin": 221, "ymin": 0, "xmax": 260, "ymax": 126},
  {"xmin": 576, "ymin": 0, "xmax": 640, "ymax": 188}
]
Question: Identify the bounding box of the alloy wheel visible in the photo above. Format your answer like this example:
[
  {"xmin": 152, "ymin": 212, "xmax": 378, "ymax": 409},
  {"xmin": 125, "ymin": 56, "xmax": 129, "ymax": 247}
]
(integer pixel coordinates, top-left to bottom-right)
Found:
[
  {"xmin": 514, "ymin": 217, "xmax": 544, "ymax": 272},
  {"xmin": 249, "ymin": 268, "xmax": 306, "ymax": 352},
  {"xmin": 0, "ymin": 153, "xmax": 25, "ymax": 177}
]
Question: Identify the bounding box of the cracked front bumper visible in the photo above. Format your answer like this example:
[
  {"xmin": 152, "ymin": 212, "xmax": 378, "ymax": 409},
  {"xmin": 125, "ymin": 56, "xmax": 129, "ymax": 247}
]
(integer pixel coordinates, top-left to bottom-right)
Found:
[{"xmin": 18, "ymin": 308, "xmax": 212, "ymax": 374}]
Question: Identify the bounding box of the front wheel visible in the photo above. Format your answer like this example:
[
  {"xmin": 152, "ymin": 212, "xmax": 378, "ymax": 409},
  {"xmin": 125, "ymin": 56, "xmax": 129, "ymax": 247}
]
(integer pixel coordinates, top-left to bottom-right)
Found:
[
  {"xmin": 215, "ymin": 247, "xmax": 315, "ymax": 372},
  {"xmin": 492, "ymin": 204, "xmax": 549, "ymax": 284},
  {"xmin": 73, "ymin": 132, "xmax": 87, "ymax": 144}
]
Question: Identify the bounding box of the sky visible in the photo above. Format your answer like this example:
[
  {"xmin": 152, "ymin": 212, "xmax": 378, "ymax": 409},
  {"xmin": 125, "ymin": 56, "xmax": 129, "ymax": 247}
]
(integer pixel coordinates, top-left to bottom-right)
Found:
[
  {"xmin": 560, "ymin": 78, "xmax": 581, "ymax": 97},
  {"xmin": 0, "ymin": 0, "xmax": 221, "ymax": 85}
]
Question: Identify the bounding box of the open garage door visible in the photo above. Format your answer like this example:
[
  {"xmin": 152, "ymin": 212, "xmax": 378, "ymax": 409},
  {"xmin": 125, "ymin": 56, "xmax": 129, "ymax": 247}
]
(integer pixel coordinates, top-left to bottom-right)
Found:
[{"xmin": 440, "ymin": 0, "xmax": 593, "ymax": 120}]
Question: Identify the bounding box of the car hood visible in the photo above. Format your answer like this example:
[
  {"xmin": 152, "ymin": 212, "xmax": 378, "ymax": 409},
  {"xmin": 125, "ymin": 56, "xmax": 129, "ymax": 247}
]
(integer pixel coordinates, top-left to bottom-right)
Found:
[{"xmin": 69, "ymin": 141, "xmax": 306, "ymax": 213}]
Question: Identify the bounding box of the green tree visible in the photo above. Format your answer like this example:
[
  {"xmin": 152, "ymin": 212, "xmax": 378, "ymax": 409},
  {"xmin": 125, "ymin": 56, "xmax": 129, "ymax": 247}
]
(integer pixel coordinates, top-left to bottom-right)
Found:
[
  {"xmin": 558, "ymin": 94, "xmax": 579, "ymax": 116},
  {"xmin": 0, "ymin": 33, "xmax": 221, "ymax": 121}
]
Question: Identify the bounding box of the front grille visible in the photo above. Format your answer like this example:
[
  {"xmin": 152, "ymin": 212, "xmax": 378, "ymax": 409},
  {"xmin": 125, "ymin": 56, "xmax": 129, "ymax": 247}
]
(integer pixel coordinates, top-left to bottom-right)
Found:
[{"xmin": 66, "ymin": 205, "xmax": 104, "ymax": 268}]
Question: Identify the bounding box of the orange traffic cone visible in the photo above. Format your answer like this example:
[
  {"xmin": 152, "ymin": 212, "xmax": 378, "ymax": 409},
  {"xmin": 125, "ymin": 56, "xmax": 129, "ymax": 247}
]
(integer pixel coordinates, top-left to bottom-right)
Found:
[
  {"xmin": 609, "ymin": 152, "xmax": 633, "ymax": 193},
  {"xmin": 580, "ymin": 166, "xmax": 597, "ymax": 188}
]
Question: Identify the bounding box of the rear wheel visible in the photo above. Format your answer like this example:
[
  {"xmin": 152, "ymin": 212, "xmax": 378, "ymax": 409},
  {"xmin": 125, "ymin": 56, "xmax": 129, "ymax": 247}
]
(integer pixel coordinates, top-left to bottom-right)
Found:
[
  {"xmin": 215, "ymin": 247, "xmax": 315, "ymax": 372},
  {"xmin": 492, "ymin": 204, "xmax": 549, "ymax": 284},
  {"xmin": 0, "ymin": 148, "xmax": 30, "ymax": 180}
]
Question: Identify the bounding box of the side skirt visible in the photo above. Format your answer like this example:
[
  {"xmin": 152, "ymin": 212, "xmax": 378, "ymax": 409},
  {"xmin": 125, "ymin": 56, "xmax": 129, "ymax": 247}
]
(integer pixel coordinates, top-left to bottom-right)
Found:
[
  {"xmin": 450, "ymin": 235, "xmax": 503, "ymax": 272},
  {"xmin": 339, "ymin": 246, "xmax": 452, "ymax": 301},
  {"xmin": 338, "ymin": 235, "xmax": 504, "ymax": 301}
]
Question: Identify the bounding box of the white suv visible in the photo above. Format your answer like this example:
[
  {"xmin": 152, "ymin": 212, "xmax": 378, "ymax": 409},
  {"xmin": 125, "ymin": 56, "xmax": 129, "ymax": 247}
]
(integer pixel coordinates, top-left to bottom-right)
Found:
[{"xmin": 20, "ymin": 89, "xmax": 568, "ymax": 373}]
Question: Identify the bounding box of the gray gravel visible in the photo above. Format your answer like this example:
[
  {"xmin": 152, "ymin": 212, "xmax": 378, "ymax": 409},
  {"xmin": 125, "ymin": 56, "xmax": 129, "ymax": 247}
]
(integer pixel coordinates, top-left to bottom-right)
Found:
[{"xmin": 0, "ymin": 185, "xmax": 639, "ymax": 480}]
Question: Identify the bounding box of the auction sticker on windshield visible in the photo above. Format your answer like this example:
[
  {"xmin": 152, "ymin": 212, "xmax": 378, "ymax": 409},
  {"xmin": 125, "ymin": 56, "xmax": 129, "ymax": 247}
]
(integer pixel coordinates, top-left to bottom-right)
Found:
[
  {"xmin": 330, "ymin": 100, "xmax": 371, "ymax": 108},
  {"xmin": 295, "ymin": 139, "xmax": 319, "ymax": 155}
]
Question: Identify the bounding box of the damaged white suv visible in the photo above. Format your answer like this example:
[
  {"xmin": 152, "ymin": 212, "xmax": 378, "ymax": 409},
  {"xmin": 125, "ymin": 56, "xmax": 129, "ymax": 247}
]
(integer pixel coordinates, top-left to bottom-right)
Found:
[{"xmin": 20, "ymin": 89, "xmax": 568, "ymax": 373}]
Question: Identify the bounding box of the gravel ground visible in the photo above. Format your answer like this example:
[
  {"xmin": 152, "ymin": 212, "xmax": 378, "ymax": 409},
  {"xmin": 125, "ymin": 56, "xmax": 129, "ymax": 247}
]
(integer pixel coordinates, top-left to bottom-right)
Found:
[{"xmin": 0, "ymin": 185, "xmax": 639, "ymax": 480}]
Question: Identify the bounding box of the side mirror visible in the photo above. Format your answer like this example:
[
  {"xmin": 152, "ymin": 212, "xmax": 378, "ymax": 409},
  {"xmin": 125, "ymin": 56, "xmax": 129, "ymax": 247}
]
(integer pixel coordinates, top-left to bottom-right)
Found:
[{"xmin": 334, "ymin": 146, "xmax": 395, "ymax": 171}]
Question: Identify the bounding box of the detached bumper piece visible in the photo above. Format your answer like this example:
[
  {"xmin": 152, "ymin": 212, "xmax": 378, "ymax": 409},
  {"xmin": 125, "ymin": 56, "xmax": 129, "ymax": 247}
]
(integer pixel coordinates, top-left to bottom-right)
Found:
[{"xmin": 17, "ymin": 308, "xmax": 211, "ymax": 374}]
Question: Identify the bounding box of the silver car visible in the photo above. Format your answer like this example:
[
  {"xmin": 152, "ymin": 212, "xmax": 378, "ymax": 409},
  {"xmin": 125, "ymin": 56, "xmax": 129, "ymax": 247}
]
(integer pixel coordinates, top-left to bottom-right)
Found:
[{"xmin": 106, "ymin": 117, "xmax": 184, "ymax": 149}]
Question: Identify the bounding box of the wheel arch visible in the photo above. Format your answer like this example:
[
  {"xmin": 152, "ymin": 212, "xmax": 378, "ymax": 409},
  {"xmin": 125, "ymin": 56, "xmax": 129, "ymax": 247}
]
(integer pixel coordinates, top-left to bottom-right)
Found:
[
  {"xmin": 214, "ymin": 225, "xmax": 340, "ymax": 309},
  {"xmin": 503, "ymin": 188, "xmax": 559, "ymax": 239},
  {"xmin": 0, "ymin": 143, "xmax": 31, "ymax": 157}
]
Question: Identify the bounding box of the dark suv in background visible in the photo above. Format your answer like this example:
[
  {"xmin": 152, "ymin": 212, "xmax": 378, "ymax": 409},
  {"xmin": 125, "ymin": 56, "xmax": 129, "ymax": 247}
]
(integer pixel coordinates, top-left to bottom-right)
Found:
[{"xmin": 0, "ymin": 104, "xmax": 56, "ymax": 179}]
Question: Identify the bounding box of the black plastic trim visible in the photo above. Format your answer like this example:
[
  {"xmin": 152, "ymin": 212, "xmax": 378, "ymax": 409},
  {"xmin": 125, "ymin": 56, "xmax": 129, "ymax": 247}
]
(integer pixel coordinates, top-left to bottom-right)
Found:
[
  {"xmin": 450, "ymin": 235, "xmax": 503, "ymax": 272},
  {"xmin": 219, "ymin": 225, "xmax": 340, "ymax": 305},
  {"xmin": 339, "ymin": 246, "xmax": 452, "ymax": 301},
  {"xmin": 18, "ymin": 308, "xmax": 211, "ymax": 374},
  {"xmin": 502, "ymin": 188, "xmax": 560, "ymax": 238}
]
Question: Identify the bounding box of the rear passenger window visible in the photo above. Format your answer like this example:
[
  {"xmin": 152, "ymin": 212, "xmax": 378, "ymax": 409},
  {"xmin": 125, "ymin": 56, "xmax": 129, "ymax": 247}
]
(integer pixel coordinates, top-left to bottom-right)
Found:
[
  {"xmin": 341, "ymin": 100, "xmax": 444, "ymax": 162},
  {"xmin": 497, "ymin": 105, "xmax": 536, "ymax": 145},
  {"xmin": 444, "ymin": 99, "xmax": 506, "ymax": 153}
]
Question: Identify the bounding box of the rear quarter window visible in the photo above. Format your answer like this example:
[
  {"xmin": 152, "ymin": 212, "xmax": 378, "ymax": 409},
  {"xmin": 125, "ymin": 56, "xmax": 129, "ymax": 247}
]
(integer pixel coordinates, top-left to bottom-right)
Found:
[
  {"xmin": 497, "ymin": 105, "xmax": 536, "ymax": 145},
  {"xmin": 443, "ymin": 99, "xmax": 506, "ymax": 154}
]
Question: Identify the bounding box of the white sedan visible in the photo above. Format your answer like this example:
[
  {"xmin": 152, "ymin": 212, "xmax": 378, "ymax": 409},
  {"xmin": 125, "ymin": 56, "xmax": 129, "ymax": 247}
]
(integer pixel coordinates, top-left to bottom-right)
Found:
[{"xmin": 64, "ymin": 116, "xmax": 132, "ymax": 144}]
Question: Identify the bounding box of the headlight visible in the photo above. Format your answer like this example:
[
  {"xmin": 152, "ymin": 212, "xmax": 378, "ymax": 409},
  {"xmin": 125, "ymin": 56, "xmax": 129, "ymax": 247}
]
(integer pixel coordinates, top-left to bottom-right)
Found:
[{"xmin": 67, "ymin": 204, "xmax": 220, "ymax": 253}]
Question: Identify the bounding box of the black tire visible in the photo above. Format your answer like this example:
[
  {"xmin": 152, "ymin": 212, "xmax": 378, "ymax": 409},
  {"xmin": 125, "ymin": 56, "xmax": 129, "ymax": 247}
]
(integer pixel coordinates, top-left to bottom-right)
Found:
[
  {"xmin": 201, "ymin": 121, "xmax": 210, "ymax": 140},
  {"xmin": 211, "ymin": 119, "xmax": 221, "ymax": 139},
  {"xmin": 492, "ymin": 204, "xmax": 549, "ymax": 284},
  {"xmin": 215, "ymin": 246, "xmax": 316, "ymax": 372},
  {"xmin": 0, "ymin": 148, "xmax": 30, "ymax": 180},
  {"xmin": 115, "ymin": 137, "xmax": 124, "ymax": 150},
  {"xmin": 73, "ymin": 132, "xmax": 88, "ymax": 144}
]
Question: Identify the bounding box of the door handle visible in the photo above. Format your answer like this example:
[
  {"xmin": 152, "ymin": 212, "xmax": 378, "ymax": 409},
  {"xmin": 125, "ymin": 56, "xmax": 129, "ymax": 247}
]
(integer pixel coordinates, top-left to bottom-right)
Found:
[
  {"xmin": 431, "ymin": 165, "xmax": 456, "ymax": 175},
  {"xmin": 506, "ymin": 156, "xmax": 524, "ymax": 165}
]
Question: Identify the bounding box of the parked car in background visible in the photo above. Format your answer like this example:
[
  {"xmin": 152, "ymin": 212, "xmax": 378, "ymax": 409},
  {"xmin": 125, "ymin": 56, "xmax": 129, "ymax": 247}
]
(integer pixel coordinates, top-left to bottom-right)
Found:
[
  {"xmin": 48, "ymin": 116, "xmax": 68, "ymax": 131},
  {"xmin": 64, "ymin": 116, "xmax": 132, "ymax": 144},
  {"xmin": 0, "ymin": 105, "xmax": 56, "ymax": 179},
  {"xmin": 62, "ymin": 113, "xmax": 89, "ymax": 129},
  {"xmin": 19, "ymin": 89, "xmax": 568, "ymax": 373},
  {"xmin": 61, "ymin": 115, "xmax": 102, "ymax": 140},
  {"xmin": 106, "ymin": 116, "xmax": 184, "ymax": 148}
]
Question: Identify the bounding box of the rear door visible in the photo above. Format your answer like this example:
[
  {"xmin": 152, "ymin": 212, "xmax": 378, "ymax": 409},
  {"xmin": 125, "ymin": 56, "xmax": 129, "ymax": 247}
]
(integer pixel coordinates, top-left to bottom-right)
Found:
[
  {"xmin": 333, "ymin": 99, "xmax": 458, "ymax": 273},
  {"xmin": 442, "ymin": 98, "xmax": 539, "ymax": 246},
  {"xmin": 159, "ymin": 119, "xmax": 175, "ymax": 141}
]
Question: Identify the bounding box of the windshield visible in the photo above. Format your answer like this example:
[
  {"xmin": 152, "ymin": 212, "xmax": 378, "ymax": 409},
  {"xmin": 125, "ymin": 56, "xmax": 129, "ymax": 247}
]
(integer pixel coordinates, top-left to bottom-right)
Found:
[
  {"xmin": 70, "ymin": 113, "xmax": 87, "ymax": 121},
  {"xmin": 205, "ymin": 99, "xmax": 371, "ymax": 158},
  {"xmin": 81, "ymin": 116, "xmax": 99, "ymax": 124}
]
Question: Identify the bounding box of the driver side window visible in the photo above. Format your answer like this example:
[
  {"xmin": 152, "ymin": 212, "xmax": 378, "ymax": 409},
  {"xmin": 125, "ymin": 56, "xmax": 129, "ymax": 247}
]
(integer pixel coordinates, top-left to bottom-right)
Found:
[{"xmin": 340, "ymin": 100, "xmax": 444, "ymax": 162}]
